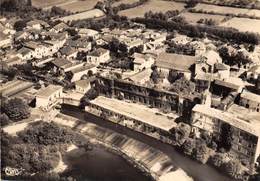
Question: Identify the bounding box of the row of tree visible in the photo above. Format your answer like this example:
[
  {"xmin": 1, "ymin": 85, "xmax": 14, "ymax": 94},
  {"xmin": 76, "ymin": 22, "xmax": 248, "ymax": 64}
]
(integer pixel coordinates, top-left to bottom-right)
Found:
[{"xmin": 133, "ymin": 17, "xmax": 259, "ymax": 44}]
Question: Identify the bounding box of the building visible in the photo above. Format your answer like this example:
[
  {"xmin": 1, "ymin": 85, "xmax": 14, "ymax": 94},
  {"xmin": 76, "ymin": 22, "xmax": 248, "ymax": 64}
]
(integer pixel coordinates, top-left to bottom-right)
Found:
[
  {"xmin": 143, "ymin": 30, "xmax": 167, "ymax": 51},
  {"xmin": 132, "ymin": 53, "xmax": 154, "ymax": 72},
  {"xmin": 86, "ymin": 48, "xmax": 110, "ymax": 65},
  {"xmin": 211, "ymin": 77, "xmax": 244, "ymax": 98},
  {"xmin": 0, "ymin": 80, "xmax": 34, "ymax": 98},
  {"xmin": 59, "ymin": 45, "xmax": 78, "ymax": 59},
  {"xmin": 4, "ymin": 56, "xmax": 23, "ymax": 66},
  {"xmin": 68, "ymin": 64, "xmax": 97, "ymax": 82},
  {"xmin": 35, "ymin": 84, "xmax": 63, "ymax": 111},
  {"xmin": 246, "ymin": 65, "xmax": 260, "ymax": 82},
  {"xmin": 51, "ymin": 22, "xmax": 69, "ymax": 33},
  {"xmin": 125, "ymin": 69, "xmax": 152, "ymax": 85},
  {"xmin": 239, "ymin": 89, "xmax": 260, "ymax": 112},
  {"xmin": 155, "ymin": 53, "xmax": 196, "ymax": 80},
  {"xmin": 86, "ymin": 96, "xmax": 177, "ymax": 144},
  {"xmin": 96, "ymin": 76, "xmax": 201, "ymax": 117},
  {"xmin": 0, "ymin": 32, "xmax": 11, "ymax": 48},
  {"xmin": 78, "ymin": 28, "xmax": 99, "ymax": 39},
  {"xmin": 51, "ymin": 59, "xmax": 85, "ymax": 74},
  {"xmin": 26, "ymin": 19, "xmax": 49, "ymax": 30},
  {"xmin": 191, "ymin": 104, "xmax": 260, "ymax": 171},
  {"xmin": 75, "ymin": 79, "xmax": 91, "ymax": 94}
]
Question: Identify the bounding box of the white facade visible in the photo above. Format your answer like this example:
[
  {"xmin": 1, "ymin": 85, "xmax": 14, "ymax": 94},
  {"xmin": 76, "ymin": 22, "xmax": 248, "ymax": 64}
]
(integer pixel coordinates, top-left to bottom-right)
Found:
[
  {"xmin": 35, "ymin": 85, "xmax": 63, "ymax": 111},
  {"xmin": 86, "ymin": 49, "xmax": 110, "ymax": 65}
]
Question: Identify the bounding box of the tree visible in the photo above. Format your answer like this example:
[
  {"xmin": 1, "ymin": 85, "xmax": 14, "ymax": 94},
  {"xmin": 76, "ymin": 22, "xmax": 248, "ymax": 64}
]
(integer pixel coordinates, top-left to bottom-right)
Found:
[
  {"xmin": 168, "ymin": 70, "xmax": 179, "ymax": 83},
  {"xmin": 14, "ymin": 20, "xmax": 27, "ymax": 31},
  {"xmin": 182, "ymin": 138, "xmax": 196, "ymax": 156},
  {"xmin": 193, "ymin": 139, "xmax": 210, "ymax": 163},
  {"xmin": 169, "ymin": 77, "xmax": 195, "ymax": 95},
  {"xmin": 185, "ymin": 0, "xmax": 201, "ymax": 8},
  {"xmin": 218, "ymin": 123, "xmax": 233, "ymax": 151},
  {"xmin": 222, "ymin": 159, "xmax": 243, "ymax": 178},
  {"xmin": 175, "ymin": 122, "xmax": 191, "ymax": 145},
  {"xmin": 0, "ymin": 113, "xmax": 13, "ymax": 127},
  {"xmin": 19, "ymin": 122, "xmax": 75, "ymax": 145},
  {"xmin": 150, "ymin": 66, "xmax": 160, "ymax": 84},
  {"xmin": 209, "ymin": 152, "xmax": 226, "ymax": 167},
  {"xmin": 2, "ymin": 98, "xmax": 30, "ymax": 121}
]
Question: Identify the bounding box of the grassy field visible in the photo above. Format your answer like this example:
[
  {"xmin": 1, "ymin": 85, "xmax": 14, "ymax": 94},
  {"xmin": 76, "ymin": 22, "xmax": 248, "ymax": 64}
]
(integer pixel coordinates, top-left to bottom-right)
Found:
[
  {"xmin": 32, "ymin": 0, "xmax": 70, "ymax": 8},
  {"xmin": 193, "ymin": 3, "xmax": 260, "ymax": 19},
  {"xmin": 118, "ymin": 0, "xmax": 185, "ymax": 19},
  {"xmin": 58, "ymin": 9, "xmax": 105, "ymax": 22},
  {"xmin": 112, "ymin": 0, "xmax": 140, "ymax": 7},
  {"xmin": 58, "ymin": 0, "xmax": 100, "ymax": 13},
  {"xmin": 193, "ymin": 3, "xmax": 250, "ymax": 15},
  {"xmin": 180, "ymin": 12, "xmax": 227, "ymax": 25},
  {"xmin": 220, "ymin": 17, "xmax": 260, "ymax": 34}
]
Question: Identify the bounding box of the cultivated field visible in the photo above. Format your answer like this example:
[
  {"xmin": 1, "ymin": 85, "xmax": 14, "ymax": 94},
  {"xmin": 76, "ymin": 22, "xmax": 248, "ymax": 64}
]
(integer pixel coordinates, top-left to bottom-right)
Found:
[
  {"xmin": 180, "ymin": 12, "xmax": 227, "ymax": 25},
  {"xmin": 112, "ymin": 0, "xmax": 140, "ymax": 7},
  {"xmin": 220, "ymin": 17, "xmax": 260, "ymax": 34},
  {"xmin": 118, "ymin": 0, "xmax": 185, "ymax": 19},
  {"xmin": 193, "ymin": 3, "xmax": 255, "ymax": 16},
  {"xmin": 58, "ymin": 9, "xmax": 105, "ymax": 22},
  {"xmin": 32, "ymin": 0, "xmax": 70, "ymax": 8},
  {"xmin": 58, "ymin": 0, "xmax": 100, "ymax": 13}
]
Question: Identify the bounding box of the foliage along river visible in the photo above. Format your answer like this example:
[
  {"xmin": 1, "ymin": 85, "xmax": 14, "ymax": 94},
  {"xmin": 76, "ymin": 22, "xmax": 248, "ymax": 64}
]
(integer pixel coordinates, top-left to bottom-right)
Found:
[{"xmin": 61, "ymin": 105, "xmax": 236, "ymax": 181}]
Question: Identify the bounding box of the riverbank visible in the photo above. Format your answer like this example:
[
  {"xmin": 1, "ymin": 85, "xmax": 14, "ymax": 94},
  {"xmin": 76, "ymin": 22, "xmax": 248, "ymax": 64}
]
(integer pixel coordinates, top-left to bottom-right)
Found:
[
  {"xmin": 61, "ymin": 105, "xmax": 235, "ymax": 181},
  {"xmin": 53, "ymin": 113, "xmax": 193, "ymax": 181}
]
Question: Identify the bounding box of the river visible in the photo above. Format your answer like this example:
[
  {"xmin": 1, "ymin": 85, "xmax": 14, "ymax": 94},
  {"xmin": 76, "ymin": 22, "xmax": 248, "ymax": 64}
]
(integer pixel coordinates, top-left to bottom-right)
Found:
[
  {"xmin": 61, "ymin": 146, "xmax": 151, "ymax": 181},
  {"xmin": 61, "ymin": 105, "xmax": 236, "ymax": 181}
]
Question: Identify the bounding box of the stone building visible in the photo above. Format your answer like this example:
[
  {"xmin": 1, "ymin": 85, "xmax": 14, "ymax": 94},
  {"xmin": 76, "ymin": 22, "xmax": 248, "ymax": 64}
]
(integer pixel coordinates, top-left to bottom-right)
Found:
[
  {"xmin": 191, "ymin": 104, "xmax": 260, "ymax": 171},
  {"xmin": 96, "ymin": 76, "xmax": 201, "ymax": 118},
  {"xmin": 239, "ymin": 90, "xmax": 260, "ymax": 112},
  {"xmin": 86, "ymin": 96, "xmax": 177, "ymax": 144},
  {"xmin": 35, "ymin": 84, "xmax": 63, "ymax": 111}
]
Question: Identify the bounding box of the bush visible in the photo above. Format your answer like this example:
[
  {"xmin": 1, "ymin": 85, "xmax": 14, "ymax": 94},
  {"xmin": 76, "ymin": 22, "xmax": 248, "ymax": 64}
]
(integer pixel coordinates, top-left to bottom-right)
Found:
[
  {"xmin": 3, "ymin": 144, "xmax": 59, "ymax": 173},
  {"xmin": 182, "ymin": 138, "xmax": 196, "ymax": 156},
  {"xmin": 2, "ymin": 98, "xmax": 30, "ymax": 121},
  {"xmin": 209, "ymin": 152, "xmax": 226, "ymax": 167},
  {"xmin": 19, "ymin": 122, "xmax": 75, "ymax": 145},
  {"xmin": 193, "ymin": 139, "xmax": 210, "ymax": 164},
  {"xmin": 222, "ymin": 159, "xmax": 243, "ymax": 178},
  {"xmin": 0, "ymin": 113, "xmax": 13, "ymax": 127},
  {"xmin": 175, "ymin": 122, "xmax": 191, "ymax": 145}
]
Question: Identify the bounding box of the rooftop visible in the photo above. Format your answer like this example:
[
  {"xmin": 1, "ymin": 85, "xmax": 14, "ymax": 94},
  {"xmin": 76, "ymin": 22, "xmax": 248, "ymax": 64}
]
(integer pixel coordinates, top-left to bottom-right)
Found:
[
  {"xmin": 36, "ymin": 84, "xmax": 62, "ymax": 98},
  {"xmin": 70, "ymin": 64, "xmax": 96, "ymax": 74},
  {"xmin": 240, "ymin": 89, "xmax": 260, "ymax": 103},
  {"xmin": 75, "ymin": 79, "xmax": 90, "ymax": 88},
  {"xmin": 214, "ymin": 77, "xmax": 244, "ymax": 90},
  {"xmin": 78, "ymin": 28, "xmax": 98, "ymax": 35},
  {"xmin": 88, "ymin": 48, "xmax": 109, "ymax": 57},
  {"xmin": 90, "ymin": 96, "xmax": 177, "ymax": 132},
  {"xmin": 51, "ymin": 58, "xmax": 72, "ymax": 68},
  {"xmin": 227, "ymin": 104, "xmax": 260, "ymax": 128},
  {"xmin": 53, "ymin": 22, "xmax": 69, "ymax": 31},
  {"xmin": 155, "ymin": 53, "xmax": 196, "ymax": 72},
  {"xmin": 126, "ymin": 69, "xmax": 152, "ymax": 83},
  {"xmin": 193, "ymin": 104, "xmax": 260, "ymax": 136}
]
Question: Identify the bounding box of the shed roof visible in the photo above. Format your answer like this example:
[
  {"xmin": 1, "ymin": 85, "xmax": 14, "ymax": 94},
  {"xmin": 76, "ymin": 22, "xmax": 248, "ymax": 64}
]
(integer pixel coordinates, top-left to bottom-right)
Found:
[
  {"xmin": 90, "ymin": 96, "xmax": 177, "ymax": 132},
  {"xmin": 155, "ymin": 53, "xmax": 196, "ymax": 72}
]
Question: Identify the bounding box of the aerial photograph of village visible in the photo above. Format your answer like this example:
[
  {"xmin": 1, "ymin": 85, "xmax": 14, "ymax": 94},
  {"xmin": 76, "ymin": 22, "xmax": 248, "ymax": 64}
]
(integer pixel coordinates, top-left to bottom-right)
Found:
[{"xmin": 0, "ymin": 0, "xmax": 260, "ymax": 180}]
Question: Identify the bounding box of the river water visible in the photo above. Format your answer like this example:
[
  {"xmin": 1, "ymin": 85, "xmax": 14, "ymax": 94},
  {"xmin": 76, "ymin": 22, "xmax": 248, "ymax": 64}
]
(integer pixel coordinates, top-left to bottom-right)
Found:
[
  {"xmin": 61, "ymin": 146, "xmax": 151, "ymax": 181},
  {"xmin": 61, "ymin": 105, "xmax": 236, "ymax": 181}
]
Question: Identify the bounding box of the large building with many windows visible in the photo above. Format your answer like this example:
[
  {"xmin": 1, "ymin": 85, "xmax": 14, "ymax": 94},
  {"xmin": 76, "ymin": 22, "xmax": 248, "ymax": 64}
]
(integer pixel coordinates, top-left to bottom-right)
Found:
[
  {"xmin": 191, "ymin": 104, "xmax": 260, "ymax": 171},
  {"xmin": 86, "ymin": 96, "xmax": 177, "ymax": 144}
]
